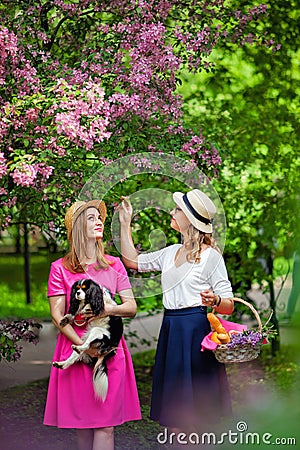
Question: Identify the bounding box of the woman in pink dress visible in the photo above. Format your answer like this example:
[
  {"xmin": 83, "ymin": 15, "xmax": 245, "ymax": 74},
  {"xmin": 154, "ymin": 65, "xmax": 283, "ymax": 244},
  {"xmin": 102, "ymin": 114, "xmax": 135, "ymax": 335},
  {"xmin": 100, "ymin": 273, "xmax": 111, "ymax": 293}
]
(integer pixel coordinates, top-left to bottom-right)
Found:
[{"xmin": 43, "ymin": 200, "xmax": 141, "ymax": 450}]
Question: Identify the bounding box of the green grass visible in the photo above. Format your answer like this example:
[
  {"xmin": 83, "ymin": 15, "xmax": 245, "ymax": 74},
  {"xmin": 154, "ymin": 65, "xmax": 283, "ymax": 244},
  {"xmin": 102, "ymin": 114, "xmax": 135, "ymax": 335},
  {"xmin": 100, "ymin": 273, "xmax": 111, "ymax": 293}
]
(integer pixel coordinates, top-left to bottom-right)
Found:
[
  {"xmin": 0, "ymin": 253, "xmax": 61, "ymax": 320},
  {"xmin": 261, "ymin": 345, "xmax": 300, "ymax": 391},
  {"xmin": 0, "ymin": 253, "xmax": 59, "ymax": 287},
  {"xmin": 0, "ymin": 283, "xmax": 50, "ymax": 319}
]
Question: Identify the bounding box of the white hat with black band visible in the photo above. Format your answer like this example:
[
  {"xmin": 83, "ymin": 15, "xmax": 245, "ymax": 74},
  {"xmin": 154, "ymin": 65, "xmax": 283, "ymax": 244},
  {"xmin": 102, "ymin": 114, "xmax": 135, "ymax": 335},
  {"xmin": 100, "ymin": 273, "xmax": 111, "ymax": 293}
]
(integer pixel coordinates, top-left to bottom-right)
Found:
[{"xmin": 173, "ymin": 189, "xmax": 216, "ymax": 233}]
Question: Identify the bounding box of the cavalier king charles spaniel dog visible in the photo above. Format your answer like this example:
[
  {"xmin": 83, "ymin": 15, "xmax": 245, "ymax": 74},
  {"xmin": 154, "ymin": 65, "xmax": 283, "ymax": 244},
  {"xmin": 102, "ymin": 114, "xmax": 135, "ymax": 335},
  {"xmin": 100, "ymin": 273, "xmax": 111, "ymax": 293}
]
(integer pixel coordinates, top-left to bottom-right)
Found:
[{"xmin": 53, "ymin": 279, "xmax": 123, "ymax": 401}]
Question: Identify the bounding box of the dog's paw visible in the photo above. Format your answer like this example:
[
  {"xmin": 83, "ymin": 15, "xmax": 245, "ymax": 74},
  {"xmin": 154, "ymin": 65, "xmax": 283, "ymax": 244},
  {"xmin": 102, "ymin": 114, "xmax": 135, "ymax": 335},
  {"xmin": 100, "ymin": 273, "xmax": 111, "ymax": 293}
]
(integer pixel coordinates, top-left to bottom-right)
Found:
[
  {"xmin": 103, "ymin": 287, "xmax": 115, "ymax": 304},
  {"xmin": 71, "ymin": 344, "xmax": 82, "ymax": 354},
  {"xmin": 60, "ymin": 314, "xmax": 73, "ymax": 327},
  {"xmin": 53, "ymin": 361, "xmax": 64, "ymax": 369}
]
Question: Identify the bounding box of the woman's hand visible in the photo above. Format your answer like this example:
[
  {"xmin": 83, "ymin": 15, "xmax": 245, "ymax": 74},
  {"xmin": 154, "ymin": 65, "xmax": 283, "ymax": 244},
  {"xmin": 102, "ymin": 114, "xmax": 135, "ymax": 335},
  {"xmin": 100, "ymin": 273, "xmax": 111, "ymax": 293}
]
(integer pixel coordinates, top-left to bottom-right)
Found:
[
  {"xmin": 117, "ymin": 198, "xmax": 139, "ymax": 269},
  {"xmin": 86, "ymin": 303, "xmax": 113, "ymax": 323},
  {"xmin": 87, "ymin": 290, "xmax": 137, "ymax": 320},
  {"xmin": 200, "ymin": 290, "xmax": 218, "ymax": 307},
  {"xmin": 118, "ymin": 197, "xmax": 133, "ymax": 225},
  {"xmin": 200, "ymin": 290, "xmax": 234, "ymax": 314}
]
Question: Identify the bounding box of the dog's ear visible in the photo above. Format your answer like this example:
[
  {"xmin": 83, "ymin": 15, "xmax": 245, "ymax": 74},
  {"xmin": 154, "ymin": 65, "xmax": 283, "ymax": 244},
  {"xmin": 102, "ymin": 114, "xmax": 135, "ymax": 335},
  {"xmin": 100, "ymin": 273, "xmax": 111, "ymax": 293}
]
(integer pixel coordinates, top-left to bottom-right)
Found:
[
  {"xmin": 87, "ymin": 281, "xmax": 104, "ymax": 316},
  {"xmin": 69, "ymin": 281, "xmax": 80, "ymax": 315}
]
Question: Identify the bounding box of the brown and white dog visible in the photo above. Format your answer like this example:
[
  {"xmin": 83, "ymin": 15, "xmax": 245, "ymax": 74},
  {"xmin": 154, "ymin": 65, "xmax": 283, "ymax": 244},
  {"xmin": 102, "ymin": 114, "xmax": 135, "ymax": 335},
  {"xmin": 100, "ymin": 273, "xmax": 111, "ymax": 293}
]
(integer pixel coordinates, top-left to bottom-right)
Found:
[{"xmin": 53, "ymin": 279, "xmax": 123, "ymax": 401}]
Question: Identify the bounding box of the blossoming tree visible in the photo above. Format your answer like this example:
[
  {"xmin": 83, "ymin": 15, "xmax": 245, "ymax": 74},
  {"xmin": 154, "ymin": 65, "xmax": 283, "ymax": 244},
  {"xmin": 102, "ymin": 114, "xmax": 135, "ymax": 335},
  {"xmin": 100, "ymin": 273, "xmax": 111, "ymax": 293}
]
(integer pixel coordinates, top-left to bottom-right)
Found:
[{"xmin": 0, "ymin": 0, "xmax": 277, "ymax": 237}]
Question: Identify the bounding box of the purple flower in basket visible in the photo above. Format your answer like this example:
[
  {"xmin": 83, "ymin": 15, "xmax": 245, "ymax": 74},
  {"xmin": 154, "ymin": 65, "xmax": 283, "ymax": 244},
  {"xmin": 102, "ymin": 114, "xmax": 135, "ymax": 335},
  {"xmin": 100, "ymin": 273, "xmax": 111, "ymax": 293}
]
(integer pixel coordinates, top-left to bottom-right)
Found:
[{"xmin": 227, "ymin": 330, "xmax": 262, "ymax": 349}]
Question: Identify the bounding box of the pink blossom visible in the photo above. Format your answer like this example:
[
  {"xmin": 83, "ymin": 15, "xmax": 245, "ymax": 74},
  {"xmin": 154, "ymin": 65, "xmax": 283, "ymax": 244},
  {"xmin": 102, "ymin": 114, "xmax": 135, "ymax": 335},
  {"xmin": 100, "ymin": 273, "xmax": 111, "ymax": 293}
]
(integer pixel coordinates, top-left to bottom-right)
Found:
[
  {"xmin": 47, "ymin": 137, "xmax": 66, "ymax": 156},
  {"xmin": 47, "ymin": 221, "xmax": 56, "ymax": 232},
  {"xmin": 181, "ymin": 135, "xmax": 206, "ymax": 156},
  {"xmin": 181, "ymin": 134, "xmax": 222, "ymax": 167},
  {"xmin": 0, "ymin": 152, "xmax": 7, "ymax": 178},
  {"xmin": 11, "ymin": 163, "xmax": 37, "ymax": 187},
  {"xmin": 0, "ymin": 115, "xmax": 9, "ymax": 139},
  {"xmin": 52, "ymin": 80, "xmax": 111, "ymax": 149},
  {"xmin": 173, "ymin": 160, "xmax": 198, "ymax": 174},
  {"xmin": 36, "ymin": 163, "xmax": 54, "ymax": 179},
  {"xmin": 198, "ymin": 146, "xmax": 222, "ymax": 167},
  {"xmin": 0, "ymin": 27, "xmax": 18, "ymax": 85},
  {"xmin": 3, "ymin": 215, "xmax": 11, "ymax": 228},
  {"xmin": 25, "ymin": 108, "xmax": 39, "ymax": 121},
  {"xmin": 5, "ymin": 196, "xmax": 17, "ymax": 207}
]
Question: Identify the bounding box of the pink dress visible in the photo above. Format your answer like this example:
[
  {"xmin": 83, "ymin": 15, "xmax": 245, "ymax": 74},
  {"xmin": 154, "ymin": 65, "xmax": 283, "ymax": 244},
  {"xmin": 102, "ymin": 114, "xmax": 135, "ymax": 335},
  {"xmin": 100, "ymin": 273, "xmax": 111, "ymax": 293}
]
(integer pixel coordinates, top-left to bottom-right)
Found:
[{"xmin": 43, "ymin": 256, "xmax": 141, "ymax": 428}]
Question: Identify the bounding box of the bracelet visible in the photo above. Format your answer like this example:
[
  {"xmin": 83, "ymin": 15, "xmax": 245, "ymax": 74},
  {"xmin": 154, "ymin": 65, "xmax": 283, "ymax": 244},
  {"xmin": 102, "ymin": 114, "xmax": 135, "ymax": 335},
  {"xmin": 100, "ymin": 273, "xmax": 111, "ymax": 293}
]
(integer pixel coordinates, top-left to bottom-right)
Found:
[{"xmin": 214, "ymin": 295, "xmax": 222, "ymax": 307}]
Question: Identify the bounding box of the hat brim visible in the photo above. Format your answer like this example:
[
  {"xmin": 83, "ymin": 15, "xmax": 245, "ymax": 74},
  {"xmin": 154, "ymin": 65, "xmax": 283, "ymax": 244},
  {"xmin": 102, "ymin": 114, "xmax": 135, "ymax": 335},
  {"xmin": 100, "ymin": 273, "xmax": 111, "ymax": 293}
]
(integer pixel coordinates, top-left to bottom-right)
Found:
[{"xmin": 173, "ymin": 192, "xmax": 213, "ymax": 234}]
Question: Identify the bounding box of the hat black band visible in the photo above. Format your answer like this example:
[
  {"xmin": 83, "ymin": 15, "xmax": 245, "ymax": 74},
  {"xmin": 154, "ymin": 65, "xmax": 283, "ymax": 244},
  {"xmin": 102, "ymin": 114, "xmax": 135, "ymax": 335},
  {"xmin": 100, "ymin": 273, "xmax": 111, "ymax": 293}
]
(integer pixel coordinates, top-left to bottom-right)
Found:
[{"xmin": 182, "ymin": 193, "xmax": 212, "ymax": 225}]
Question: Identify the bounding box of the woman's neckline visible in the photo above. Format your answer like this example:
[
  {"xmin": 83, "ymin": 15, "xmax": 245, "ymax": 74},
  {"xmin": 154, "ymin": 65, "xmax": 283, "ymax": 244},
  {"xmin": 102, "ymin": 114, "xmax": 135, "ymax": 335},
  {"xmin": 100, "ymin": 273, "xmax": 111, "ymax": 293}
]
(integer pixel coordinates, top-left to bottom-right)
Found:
[{"xmin": 173, "ymin": 244, "xmax": 211, "ymax": 268}]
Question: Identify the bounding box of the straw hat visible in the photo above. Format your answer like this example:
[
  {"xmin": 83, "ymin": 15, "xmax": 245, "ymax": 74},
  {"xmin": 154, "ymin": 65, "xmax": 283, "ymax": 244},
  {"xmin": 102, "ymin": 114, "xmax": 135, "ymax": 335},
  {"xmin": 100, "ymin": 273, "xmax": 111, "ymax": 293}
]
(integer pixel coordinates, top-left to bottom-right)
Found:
[
  {"xmin": 64, "ymin": 200, "xmax": 107, "ymax": 239},
  {"xmin": 173, "ymin": 189, "xmax": 216, "ymax": 233}
]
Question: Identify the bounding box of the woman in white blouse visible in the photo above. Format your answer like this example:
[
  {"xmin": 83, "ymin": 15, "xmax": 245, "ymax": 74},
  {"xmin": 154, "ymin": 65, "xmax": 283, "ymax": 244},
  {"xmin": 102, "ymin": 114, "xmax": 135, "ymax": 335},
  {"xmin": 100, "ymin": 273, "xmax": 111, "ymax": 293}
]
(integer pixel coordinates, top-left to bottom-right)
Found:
[{"xmin": 118, "ymin": 189, "xmax": 234, "ymax": 434}]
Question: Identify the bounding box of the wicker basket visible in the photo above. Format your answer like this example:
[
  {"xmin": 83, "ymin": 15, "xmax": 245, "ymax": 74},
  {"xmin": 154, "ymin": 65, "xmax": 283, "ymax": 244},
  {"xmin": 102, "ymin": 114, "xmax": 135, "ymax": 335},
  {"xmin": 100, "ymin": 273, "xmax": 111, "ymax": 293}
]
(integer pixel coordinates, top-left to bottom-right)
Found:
[{"xmin": 213, "ymin": 297, "xmax": 264, "ymax": 364}]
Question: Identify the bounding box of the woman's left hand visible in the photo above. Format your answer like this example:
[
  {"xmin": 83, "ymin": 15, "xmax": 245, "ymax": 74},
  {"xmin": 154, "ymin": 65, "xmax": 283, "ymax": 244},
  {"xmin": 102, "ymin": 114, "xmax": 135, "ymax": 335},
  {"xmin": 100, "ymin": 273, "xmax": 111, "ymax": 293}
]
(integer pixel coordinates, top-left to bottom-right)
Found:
[
  {"xmin": 86, "ymin": 303, "xmax": 114, "ymax": 323},
  {"xmin": 200, "ymin": 290, "xmax": 217, "ymax": 307}
]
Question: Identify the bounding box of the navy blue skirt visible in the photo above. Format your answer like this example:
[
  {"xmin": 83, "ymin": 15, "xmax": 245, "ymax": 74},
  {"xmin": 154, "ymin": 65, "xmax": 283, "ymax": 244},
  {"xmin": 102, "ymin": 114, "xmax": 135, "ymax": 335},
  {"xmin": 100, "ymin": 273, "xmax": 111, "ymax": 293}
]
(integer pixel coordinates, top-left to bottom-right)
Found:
[{"xmin": 150, "ymin": 306, "xmax": 231, "ymax": 429}]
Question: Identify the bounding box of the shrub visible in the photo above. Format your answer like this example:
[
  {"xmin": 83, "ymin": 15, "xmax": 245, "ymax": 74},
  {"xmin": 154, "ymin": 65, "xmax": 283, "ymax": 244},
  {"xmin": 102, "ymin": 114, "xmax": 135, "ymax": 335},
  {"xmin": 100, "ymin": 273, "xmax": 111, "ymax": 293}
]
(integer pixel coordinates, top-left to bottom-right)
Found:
[{"xmin": 0, "ymin": 319, "xmax": 42, "ymax": 362}]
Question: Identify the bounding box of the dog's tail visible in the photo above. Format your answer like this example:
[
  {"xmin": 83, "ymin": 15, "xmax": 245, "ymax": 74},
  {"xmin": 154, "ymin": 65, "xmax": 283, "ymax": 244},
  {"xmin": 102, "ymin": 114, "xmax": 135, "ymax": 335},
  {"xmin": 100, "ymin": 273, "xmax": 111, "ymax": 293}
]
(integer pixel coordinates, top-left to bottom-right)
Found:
[{"xmin": 93, "ymin": 357, "xmax": 108, "ymax": 401}]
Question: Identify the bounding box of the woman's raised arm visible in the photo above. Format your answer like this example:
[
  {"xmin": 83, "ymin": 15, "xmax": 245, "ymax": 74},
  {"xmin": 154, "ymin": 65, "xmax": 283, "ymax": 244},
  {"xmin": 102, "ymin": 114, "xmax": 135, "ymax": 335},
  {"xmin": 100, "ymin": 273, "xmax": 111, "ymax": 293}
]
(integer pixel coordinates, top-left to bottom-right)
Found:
[{"xmin": 118, "ymin": 198, "xmax": 139, "ymax": 270}]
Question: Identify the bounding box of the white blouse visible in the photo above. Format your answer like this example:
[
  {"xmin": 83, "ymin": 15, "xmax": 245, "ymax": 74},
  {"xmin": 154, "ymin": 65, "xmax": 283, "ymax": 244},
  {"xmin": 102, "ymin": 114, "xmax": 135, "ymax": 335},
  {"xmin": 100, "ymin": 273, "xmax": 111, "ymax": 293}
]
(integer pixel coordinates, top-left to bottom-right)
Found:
[{"xmin": 138, "ymin": 244, "xmax": 233, "ymax": 310}]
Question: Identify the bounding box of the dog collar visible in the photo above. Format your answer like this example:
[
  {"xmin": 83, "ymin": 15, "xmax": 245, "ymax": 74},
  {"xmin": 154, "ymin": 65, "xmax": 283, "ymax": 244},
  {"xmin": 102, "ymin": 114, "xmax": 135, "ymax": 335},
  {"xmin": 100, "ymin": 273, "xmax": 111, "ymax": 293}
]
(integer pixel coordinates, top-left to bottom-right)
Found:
[{"xmin": 74, "ymin": 314, "xmax": 87, "ymax": 327}]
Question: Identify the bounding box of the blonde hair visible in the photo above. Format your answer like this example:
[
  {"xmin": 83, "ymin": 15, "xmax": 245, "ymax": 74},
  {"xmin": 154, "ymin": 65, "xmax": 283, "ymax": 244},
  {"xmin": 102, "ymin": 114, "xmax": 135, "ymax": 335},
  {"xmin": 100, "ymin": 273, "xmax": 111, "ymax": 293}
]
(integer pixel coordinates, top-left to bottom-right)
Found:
[
  {"xmin": 184, "ymin": 224, "xmax": 220, "ymax": 263},
  {"xmin": 62, "ymin": 209, "xmax": 111, "ymax": 273}
]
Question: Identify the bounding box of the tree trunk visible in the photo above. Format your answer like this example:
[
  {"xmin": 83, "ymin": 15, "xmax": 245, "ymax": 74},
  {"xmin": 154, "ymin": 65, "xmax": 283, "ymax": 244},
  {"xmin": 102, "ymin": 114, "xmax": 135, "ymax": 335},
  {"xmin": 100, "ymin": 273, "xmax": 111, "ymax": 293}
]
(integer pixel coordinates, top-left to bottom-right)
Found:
[
  {"xmin": 15, "ymin": 225, "xmax": 21, "ymax": 254},
  {"xmin": 23, "ymin": 222, "xmax": 31, "ymax": 304}
]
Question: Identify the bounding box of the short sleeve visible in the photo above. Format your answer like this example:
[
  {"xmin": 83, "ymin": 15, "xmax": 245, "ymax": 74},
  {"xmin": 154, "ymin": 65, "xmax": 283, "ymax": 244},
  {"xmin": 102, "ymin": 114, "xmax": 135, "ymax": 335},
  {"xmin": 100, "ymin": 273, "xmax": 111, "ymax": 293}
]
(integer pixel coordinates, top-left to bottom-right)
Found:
[
  {"xmin": 138, "ymin": 248, "xmax": 166, "ymax": 272},
  {"xmin": 48, "ymin": 261, "xmax": 66, "ymax": 297},
  {"xmin": 109, "ymin": 257, "xmax": 132, "ymax": 292}
]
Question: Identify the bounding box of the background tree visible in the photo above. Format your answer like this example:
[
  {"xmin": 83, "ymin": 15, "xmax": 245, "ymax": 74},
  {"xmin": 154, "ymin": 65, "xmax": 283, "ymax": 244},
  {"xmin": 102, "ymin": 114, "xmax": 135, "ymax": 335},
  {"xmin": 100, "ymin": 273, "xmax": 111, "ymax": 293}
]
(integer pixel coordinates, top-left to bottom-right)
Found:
[{"xmin": 178, "ymin": 0, "xmax": 300, "ymax": 352}]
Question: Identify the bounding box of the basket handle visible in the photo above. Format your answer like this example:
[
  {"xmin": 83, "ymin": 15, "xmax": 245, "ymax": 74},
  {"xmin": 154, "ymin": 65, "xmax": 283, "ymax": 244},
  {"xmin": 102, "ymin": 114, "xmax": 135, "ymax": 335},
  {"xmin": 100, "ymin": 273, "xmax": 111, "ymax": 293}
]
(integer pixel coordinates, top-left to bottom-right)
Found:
[{"xmin": 231, "ymin": 297, "xmax": 263, "ymax": 333}]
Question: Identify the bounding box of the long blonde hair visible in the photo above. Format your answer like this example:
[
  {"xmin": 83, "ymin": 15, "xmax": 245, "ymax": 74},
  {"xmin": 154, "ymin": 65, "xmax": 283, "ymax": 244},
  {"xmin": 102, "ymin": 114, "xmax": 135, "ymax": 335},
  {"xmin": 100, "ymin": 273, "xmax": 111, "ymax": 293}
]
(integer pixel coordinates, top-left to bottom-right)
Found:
[
  {"xmin": 184, "ymin": 224, "xmax": 220, "ymax": 263},
  {"xmin": 62, "ymin": 209, "xmax": 111, "ymax": 273}
]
